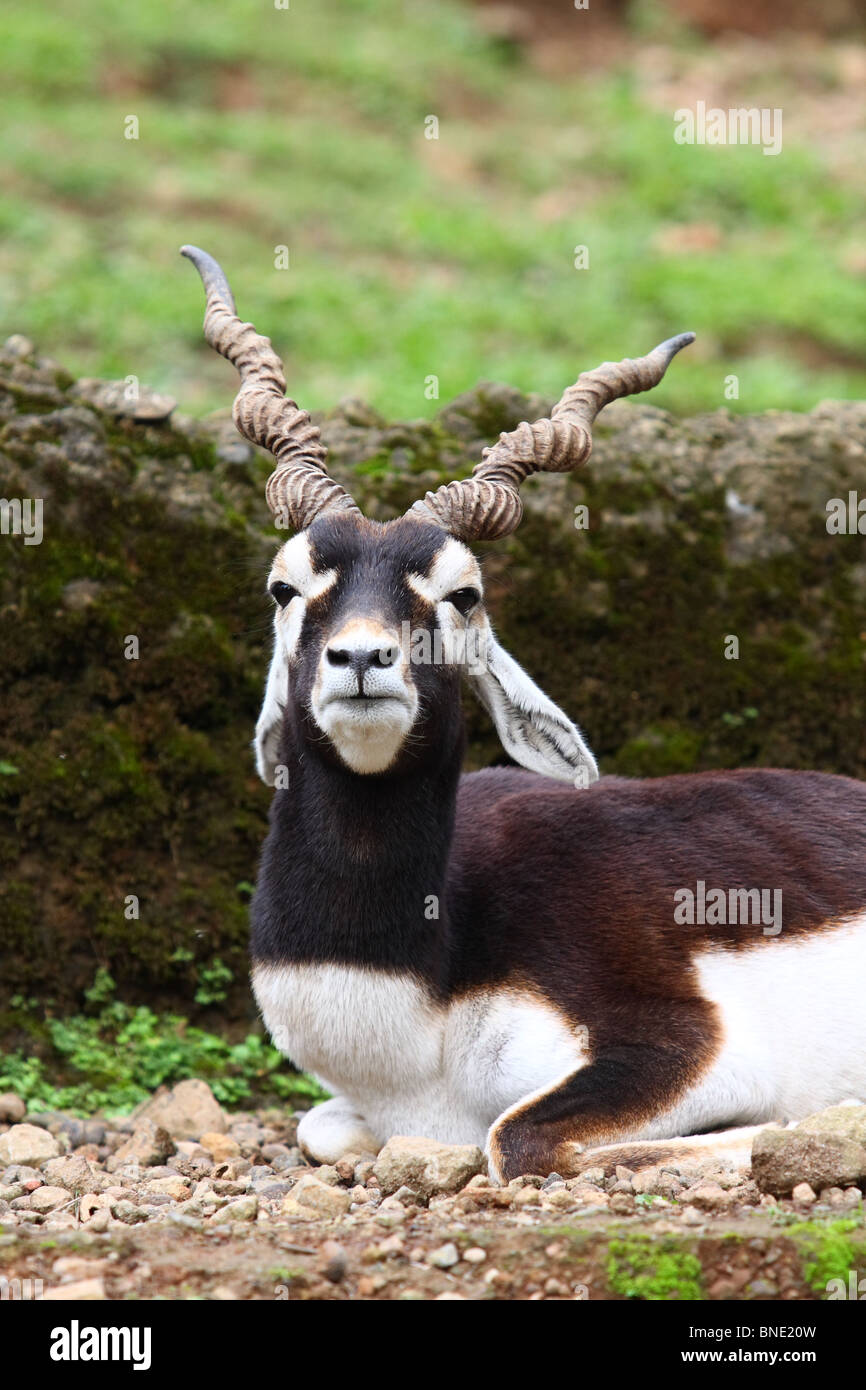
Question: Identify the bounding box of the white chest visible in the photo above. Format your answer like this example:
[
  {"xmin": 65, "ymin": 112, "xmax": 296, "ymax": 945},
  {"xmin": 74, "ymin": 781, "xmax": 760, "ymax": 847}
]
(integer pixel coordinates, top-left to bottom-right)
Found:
[{"xmin": 251, "ymin": 961, "xmax": 587, "ymax": 1146}]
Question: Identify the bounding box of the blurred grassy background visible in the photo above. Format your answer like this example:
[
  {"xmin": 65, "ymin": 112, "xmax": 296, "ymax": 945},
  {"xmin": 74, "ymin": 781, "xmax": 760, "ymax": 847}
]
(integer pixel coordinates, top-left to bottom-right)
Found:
[{"xmin": 1, "ymin": 0, "xmax": 864, "ymax": 419}]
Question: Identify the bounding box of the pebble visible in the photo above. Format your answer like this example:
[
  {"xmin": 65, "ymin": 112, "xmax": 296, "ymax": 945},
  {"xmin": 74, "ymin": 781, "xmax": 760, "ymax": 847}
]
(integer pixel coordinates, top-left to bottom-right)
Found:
[
  {"xmin": 41, "ymin": 1156, "xmax": 96, "ymax": 1193},
  {"xmin": 679, "ymin": 1204, "xmax": 705, "ymax": 1226},
  {"xmin": 107, "ymin": 1119, "xmax": 174, "ymax": 1171},
  {"xmin": 29, "ymin": 1186, "xmax": 70, "ymax": 1214},
  {"xmin": 0, "ymin": 1124, "xmax": 60, "ymax": 1166},
  {"xmin": 135, "ymin": 1080, "xmax": 227, "ymax": 1141},
  {"xmin": 282, "ymin": 1176, "xmax": 353, "ymax": 1220},
  {"xmin": 681, "ymin": 1181, "xmax": 732, "ymax": 1211},
  {"xmin": 209, "ymin": 1194, "xmax": 259, "ymax": 1225},
  {"xmin": 427, "ymin": 1242, "xmax": 460, "ymax": 1269},
  {"xmin": 0, "ymin": 1094, "xmax": 26, "ymax": 1124},
  {"xmin": 318, "ymin": 1240, "xmax": 348, "ymax": 1283},
  {"xmin": 608, "ymin": 1193, "xmax": 636, "ymax": 1215},
  {"xmin": 199, "ymin": 1132, "xmax": 241, "ymax": 1165},
  {"xmin": 373, "ymin": 1136, "xmax": 487, "ymax": 1199}
]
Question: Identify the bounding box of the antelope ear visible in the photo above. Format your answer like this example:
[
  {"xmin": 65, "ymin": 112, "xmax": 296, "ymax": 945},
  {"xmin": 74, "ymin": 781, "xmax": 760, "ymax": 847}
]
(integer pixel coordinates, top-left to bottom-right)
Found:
[
  {"xmin": 467, "ymin": 626, "xmax": 598, "ymax": 786},
  {"xmin": 254, "ymin": 639, "xmax": 289, "ymax": 786}
]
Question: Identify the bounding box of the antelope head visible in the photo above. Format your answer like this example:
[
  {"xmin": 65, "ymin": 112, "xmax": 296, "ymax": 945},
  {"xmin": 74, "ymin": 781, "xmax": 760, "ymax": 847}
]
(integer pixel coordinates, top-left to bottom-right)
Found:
[{"xmin": 182, "ymin": 246, "xmax": 693, "ymax": 787}]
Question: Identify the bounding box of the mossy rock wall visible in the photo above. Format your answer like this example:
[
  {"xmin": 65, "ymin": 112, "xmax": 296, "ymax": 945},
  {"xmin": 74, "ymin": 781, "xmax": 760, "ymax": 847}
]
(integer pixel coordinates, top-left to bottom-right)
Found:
[{"xmin": 1, "ymin": 338, "xmax": 864, "ymax": 1031}]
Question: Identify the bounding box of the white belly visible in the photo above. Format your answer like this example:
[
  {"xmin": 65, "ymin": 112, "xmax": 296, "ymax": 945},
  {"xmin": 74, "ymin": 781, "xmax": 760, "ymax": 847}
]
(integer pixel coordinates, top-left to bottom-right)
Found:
[
  {"xmin": 252, "ymin": 962, "xmax": 588, "ymax": 1147},
  {"xmin": 635, "ymin": 915, "xmax": 866, "ymax": 1140}
]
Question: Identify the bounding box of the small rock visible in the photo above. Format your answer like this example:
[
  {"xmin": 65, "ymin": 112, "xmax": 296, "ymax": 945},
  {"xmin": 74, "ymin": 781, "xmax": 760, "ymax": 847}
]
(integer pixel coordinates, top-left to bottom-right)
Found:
[
  {"xmin": 78, "ymin": 1194, "xmax": 111, "ymax": 1223},
  {"xmin": 748, "ymin": 1278, "xmax": 779, "ymax": 1298},
  {"xmin": 228, "ymin": 1121, "xmax": 268, "ymax": 1155},
  {"xmin": 792, "ymin": 1182, "xmax": 817, "ymax": 1206},
  {"xmin": 631, "ymin": 1166, "xmax": 683, "ymax": 1199},
  {"xmin": 311, "ymin": 1165, "xmax": 342, "ymax": 1187},
  {"xmin": 282, "ymin": 1176, "xmax": 353, "ymax": 1220},
  {"xmin": 41, "ymin": 1157, "xmax": 95, "ymax": 1194},
  {"xmin": 578, "ymin": 1167, "xmax": 606, "ymax": 1185},
  {"xmin": 544, "ymin": 1277, "xmax": 571, "ymax": 1297},
  {"xmin": 609, "ymin": 1192, "xmax": 636, "ymax": 1215},
  {"xmin": 199, "ymin": 1132, "xmax": 241, "ymax": 1165},
  {"xmin": 824, "ymin": 1185, "xmax": 862, "ymax": 1208},
  {"xmin": 427, "ymin": 1242, "xmax": 460, "ymax": 1269},
  {"xmin": 29, "ymin": 1186, "xmax": 70, "ymax": 1214},
  {"xmin": 570, "ymin": 1185, "xmax": 609, "ymax": 1208},
  {"xmin": 318, "ymin": 1240, "xmax": 348, "ymax": 1283},
  {"xmin": 679, "ymin": 1204, "xmax": 704, "ymax": 1226},
  {"xmin": 335, "ymin": 1153, "xmax": 361, "ymax": 1183},
  {"xmin": 135, "ymin": 1080, "xmax": 227, "ymax": 1141},
  {"xmin": 541, "ymin": 1187, "xmax": 575, "ymax": 1211},
  {"xmin": 391, "ymin": 1185, "xmax": 421, "ymax": 1207},
  {"xmin": 0, "ymin": 1125, "xmax": 60, "ymax": 1167},
  {"xmin": 112, "ymin": 1201, "xmax": 150, "ymax": 1225},
  {"xmin": 174, "ymin": 1141, "xmax": 210, "ymax": 1162},
  {"xmin": 372, "ymin": 1136, "xmax": 486, "ymax": 1200},
  {"xmin": 751, "ymin": 1120, "xmax": 866, "ymax": 1196},
  {"xmin": 541, "ymin": 1171, "xmax": 566, "ymax": 1190},
  {"xmin": 357, "ymin": 1275, "xmax": 386, "ymax": 1296},
  {"xmin": 463, "ymin": 1247, "xmax": 487, "ymax": 1264},
  {"xmin": 513, "ymin": 1186, "xmax": 541, "ymax": 1207},
  {"xmin": 140, "ymin": 1175, "xmax": 190, "ymax": 1200},
  {"xmin": 0, "ymin": 1094, "xmax": 26, "ymax": 1124},
  {"xmin": 107, "ymin": 1119, "xmax": 174, "ymax": 1171},
  {"xmin": 681, "ymin": 1181, "xmax": 732, "ymax": 1211},
  {"xmin": 209, "ymin": 1194, "xmax": 259, "ymax": 1225},
  {"xmin": 3, "ymin": 334, "xmax": 35, "ymax": 358}
]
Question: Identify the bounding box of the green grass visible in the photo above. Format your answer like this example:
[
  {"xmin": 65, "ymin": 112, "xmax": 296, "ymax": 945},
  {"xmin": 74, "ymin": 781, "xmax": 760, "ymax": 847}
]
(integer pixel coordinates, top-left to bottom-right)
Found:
[
  {"xmin": 0, "ymin": 970, "xmax": 327, "ymax": 1115},
  {"xmin": 0, "ymin": 0, "xmax": 864, "ymax": 419},
  {"xmin": 790, "ymin": 1219, "xmax": 861, "ymax": 1295}
]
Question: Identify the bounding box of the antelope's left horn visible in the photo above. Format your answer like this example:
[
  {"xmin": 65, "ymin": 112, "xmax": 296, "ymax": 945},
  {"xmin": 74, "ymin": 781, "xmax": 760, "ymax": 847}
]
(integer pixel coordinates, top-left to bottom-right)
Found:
[{"xmin": 408, "ymin": 333, "xmax": 695, "ymax": 540}]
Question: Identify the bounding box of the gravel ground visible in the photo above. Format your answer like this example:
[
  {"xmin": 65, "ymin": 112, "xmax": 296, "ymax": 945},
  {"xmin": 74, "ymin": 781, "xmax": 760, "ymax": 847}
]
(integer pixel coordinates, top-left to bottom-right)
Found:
[{"xmin": 1, "ymin": 1084, "xmax": 864, "ymax": 1301}]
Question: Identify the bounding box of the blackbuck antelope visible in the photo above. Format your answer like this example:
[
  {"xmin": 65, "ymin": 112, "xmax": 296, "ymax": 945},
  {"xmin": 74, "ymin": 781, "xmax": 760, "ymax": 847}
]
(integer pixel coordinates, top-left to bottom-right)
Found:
[{"xmin": 183, "ymin": 246, "xmax": 866, "ymax": 1182}]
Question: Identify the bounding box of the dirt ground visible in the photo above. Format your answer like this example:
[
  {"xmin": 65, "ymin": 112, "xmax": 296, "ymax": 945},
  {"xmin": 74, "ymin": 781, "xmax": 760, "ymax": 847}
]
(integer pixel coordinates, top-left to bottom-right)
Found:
[{"xmin": 2, "ymin": 1196, "xmax": 859, "ymax": 1302}]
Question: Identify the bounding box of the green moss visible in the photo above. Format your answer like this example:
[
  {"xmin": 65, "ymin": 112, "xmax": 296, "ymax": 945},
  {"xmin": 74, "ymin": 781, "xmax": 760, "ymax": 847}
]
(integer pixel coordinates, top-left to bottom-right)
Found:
[
  {"xmin": 789, "ymin": 1220, "xmax": 861, "ymax": 1295},
  {"xmin": 607, "ymin": 1234, "xmax": 704, "ymax": 1301}
]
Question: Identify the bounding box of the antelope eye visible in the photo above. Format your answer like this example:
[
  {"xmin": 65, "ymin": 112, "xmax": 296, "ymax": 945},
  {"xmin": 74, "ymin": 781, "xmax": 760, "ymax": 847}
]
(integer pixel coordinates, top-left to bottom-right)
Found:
[
  {"xmin": 445, "ymin": 587, "xmax": 480, "ymax": 617},
  {"xmin": 269, "ymin": 581, "xmax": 299, "ymax": 608}
]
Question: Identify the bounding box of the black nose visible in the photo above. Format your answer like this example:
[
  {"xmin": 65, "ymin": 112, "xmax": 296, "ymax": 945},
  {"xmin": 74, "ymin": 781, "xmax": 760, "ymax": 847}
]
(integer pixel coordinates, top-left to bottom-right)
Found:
[{"xmin": 326, "ymin": 645, "xmax": 400, "ymax": 679}]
